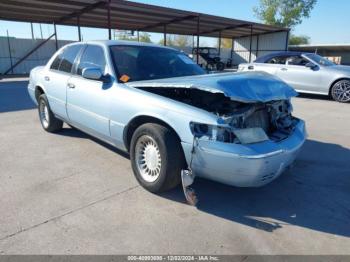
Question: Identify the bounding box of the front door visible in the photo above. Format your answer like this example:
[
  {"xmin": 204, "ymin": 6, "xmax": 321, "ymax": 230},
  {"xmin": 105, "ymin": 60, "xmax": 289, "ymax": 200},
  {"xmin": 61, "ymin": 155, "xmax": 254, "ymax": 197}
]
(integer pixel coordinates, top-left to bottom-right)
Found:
[
  {"xmin": 66, "ymin": 44, "xmax": 111, "ymax": 140},
  {"xmin": 276, "ymin": 55, "xmax": 322, "ymax": 93}
]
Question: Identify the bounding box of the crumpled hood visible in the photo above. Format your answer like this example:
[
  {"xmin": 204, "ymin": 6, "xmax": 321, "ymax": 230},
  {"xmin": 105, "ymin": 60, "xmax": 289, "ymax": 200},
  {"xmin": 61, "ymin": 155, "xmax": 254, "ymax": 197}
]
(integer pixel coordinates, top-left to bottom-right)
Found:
[{"xmin": 126, "ymin": 71, "xmax": 298, "ymax": 103}]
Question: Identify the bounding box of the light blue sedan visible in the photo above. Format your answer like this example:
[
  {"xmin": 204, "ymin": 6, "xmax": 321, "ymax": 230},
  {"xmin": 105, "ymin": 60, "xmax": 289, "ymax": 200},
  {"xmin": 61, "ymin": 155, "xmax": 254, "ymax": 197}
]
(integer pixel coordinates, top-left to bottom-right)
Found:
[{"xmin": 28, "ymin": 41, "xmax": 306, "ymax": 193}]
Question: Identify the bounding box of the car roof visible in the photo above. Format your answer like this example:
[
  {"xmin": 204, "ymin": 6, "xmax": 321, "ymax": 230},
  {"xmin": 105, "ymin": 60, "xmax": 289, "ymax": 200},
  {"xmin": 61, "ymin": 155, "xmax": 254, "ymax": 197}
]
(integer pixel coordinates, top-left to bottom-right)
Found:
[
  {"xmin": 64, "ymin": 40, "xmax": 177, "ymax": 50},
  {"xmin": 254, "ymin": 51, "xmax": 313, "ymax": 63}
]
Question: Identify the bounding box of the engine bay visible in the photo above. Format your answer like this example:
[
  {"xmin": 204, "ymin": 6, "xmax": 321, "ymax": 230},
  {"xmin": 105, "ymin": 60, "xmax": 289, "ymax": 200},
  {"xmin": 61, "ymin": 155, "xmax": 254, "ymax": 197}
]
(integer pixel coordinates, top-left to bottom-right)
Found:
[{"xmin": 136, "ymin": 86, "xmax": 298, "ymax": 143}]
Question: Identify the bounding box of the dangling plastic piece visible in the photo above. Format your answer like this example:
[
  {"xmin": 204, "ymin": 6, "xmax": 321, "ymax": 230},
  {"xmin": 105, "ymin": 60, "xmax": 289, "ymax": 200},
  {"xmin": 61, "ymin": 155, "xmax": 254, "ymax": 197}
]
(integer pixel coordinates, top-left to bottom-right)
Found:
[{"xmin": 181, "ymin": 169, "xmax": 198, "ymax": 206}]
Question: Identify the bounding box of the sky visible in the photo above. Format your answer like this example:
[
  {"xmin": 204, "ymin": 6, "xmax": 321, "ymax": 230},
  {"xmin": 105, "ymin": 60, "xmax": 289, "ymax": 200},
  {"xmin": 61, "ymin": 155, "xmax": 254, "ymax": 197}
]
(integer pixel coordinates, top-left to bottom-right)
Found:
[{"xmin": 0, "ymin": 0, "xmax": 349, "ymax": 44}]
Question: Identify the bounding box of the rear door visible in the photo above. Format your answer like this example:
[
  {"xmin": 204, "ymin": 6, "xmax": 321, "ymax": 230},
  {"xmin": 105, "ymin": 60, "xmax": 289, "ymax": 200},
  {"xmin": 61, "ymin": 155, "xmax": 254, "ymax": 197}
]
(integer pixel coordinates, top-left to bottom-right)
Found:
[
  {"xmin": 66, "ymin": 44, "xmax": 111, "ymax": 140},
  {"xmin": 276, "ymin": 55, "xmax": 322, "ymax": 92},
  {"xmin": 44, "ymin": 44, "xmax": 83, "ymax": 119}
]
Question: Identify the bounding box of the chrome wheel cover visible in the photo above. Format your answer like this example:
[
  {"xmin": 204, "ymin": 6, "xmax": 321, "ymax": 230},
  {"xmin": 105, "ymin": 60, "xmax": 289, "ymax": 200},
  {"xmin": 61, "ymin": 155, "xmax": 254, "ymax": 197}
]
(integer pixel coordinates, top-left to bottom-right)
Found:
[
  {"xmin": 39, "ymin": 100, "xmax": 49, "ymax": 128},
  {"xmin": 135, "ymin": 135, "xmax": 161, "ymax": 183},
  {"xmin": 332, "ymin": 80, "xmax": 350, "ymax": 102}
]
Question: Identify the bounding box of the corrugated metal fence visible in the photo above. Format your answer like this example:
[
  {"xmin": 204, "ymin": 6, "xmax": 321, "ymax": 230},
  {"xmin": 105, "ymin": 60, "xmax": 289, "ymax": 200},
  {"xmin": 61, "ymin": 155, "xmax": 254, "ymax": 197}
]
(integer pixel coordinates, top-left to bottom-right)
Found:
[
  {"xmin": 0, "ymin": 38, "xmax": 72, "ymax": 74},
  {"xmin": 1, "ymin": 31, "xmax": 287, "ymax": 74},
  {"xmin": 233, "ymin": 31, "xmax": 288, "ymax": 65}
]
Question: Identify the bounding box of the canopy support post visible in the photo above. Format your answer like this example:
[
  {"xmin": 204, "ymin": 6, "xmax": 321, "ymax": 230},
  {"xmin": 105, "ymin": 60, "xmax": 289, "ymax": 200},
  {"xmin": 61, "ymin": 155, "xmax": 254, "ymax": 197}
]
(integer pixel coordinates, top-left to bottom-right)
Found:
[
  {"xmin": 77, "ymin": 15, "xmax": 81, "ymax": 41},
  {"xmin": 249, "ymin": 24, "xmax": 253, "ymax": 63},
  {"xmin": 53, "ymin": 22, "xmax": 58, "ymax": 50},
  {"xmin": 256, "ymin": 34, "xmax": 260, "ymax": 57},
  {"xmin": 163, "ymin": 25, "xmax": 167, "ymax": 46},
  {"xmin": 218, "ymin": 31, "xmax": 222, "ymax": 56},
  {"xmin": 230, "ymin": 37, "xmax": 234, "ymax": 60},
  {"xmin": 6, "ymin": 30, "xmax": 14, "ymax": 74},
  {"xmin": 30, "ymin": 23, "xmax": 34, "ymax": 40},
  {"xmin": 196, "ymin": 16, "xmax": 200, "ymax": 64},
  {"xmin": 107, "ymin": 0, "xmax": 111, "ymax": 40},
  {"xmin": 285, "ymin": 30, "xmax": 290, "ymax": 51}
]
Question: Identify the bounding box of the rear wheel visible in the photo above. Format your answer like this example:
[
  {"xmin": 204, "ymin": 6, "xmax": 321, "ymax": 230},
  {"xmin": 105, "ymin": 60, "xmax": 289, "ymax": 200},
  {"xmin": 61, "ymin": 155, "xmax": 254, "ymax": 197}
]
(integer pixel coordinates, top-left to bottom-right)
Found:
[
  {"xmin": 216, "ymin": 62, "xmax": 225, "ymax": 71},
  {"xmin": 330, "ymin": 80, "xmax": 350, "ymax": 102},
  {"xmin": 38, "ymin": 94, "xmax": 63, "ymax": 132},
  {"xmin": 130, "ymin": 123, "xmax": 185, "ymax": 193}
]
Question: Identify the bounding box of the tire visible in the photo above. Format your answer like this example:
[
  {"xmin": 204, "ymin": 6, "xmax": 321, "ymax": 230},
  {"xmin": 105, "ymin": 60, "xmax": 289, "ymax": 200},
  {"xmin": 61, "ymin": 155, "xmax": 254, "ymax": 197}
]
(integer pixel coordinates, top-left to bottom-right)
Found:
[
  {"xmin": 330, "ymin": 79, "xmax": 350, "ymax": 103},
  {"xmin": 38, "ymin": 94, "xmax": 63, "ymax": 132},
  {"xmin": 216, "ymin": 62, "xmax": 225, "ymax": 71},
  {"xmin": 130, "ymin": 123, "xmax": 185, "ymax": 193}
]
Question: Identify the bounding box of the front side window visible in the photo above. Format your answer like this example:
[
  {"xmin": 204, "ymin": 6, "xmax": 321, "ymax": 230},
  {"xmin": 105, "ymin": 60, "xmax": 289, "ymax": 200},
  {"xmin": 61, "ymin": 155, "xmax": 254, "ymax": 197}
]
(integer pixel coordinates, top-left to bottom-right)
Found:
[
  {"xmin": 77, "ymin": 45, "xmax": 106, "ymax": 75},
  {"xmin": 59, "ymin": 45, "xmax": 83, "ymax": 73},
  {"xmin": 304, "ymin": 53, "xmax": 335, "ymax": 66},
  {"xmin": 110, "ymin": 45, "xmax": 205, "ymax": 82}
]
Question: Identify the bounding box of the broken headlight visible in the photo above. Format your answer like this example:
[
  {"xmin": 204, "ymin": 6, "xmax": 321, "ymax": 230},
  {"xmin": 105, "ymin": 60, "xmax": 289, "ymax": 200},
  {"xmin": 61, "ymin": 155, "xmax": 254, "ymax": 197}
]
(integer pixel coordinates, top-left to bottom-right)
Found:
[
  {"xmin": 190, "ymin": 122, "xmax": 237, "ymax": 143},
  {"xmin": 190, "ymin": 122, "xmax": 269, "ymax": 144}
]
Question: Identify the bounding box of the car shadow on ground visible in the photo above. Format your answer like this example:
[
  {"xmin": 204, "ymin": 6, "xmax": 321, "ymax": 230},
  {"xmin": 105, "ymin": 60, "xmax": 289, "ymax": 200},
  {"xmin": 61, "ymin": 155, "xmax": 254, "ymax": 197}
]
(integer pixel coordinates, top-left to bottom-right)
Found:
[
  {"xmin": 160, "ymin": 139, "xmax": 350, "ymax": 237},
  {"xmin": 0, "ymin": 81, "xmax": 36, "ymax": 113},
  {"xmin": 296, "ymin": 93, "xmax": 332, "ymax": 101},
  {"xmin": 58, "ymin": 127, "xmax": 130, "ymax": 159}
]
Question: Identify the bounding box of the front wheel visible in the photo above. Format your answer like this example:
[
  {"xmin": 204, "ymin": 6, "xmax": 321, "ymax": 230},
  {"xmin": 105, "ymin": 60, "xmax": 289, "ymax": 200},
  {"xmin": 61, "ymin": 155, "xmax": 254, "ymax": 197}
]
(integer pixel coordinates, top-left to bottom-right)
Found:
[
  {"xmin": 330, "ymin": 80, "xmax": 350, "ymax": 102},
  {"xmin": 38, "ymin": 94, "xmax": 63, "ymax": 132},
  {"xmin": 130, "ymin": 123, "xmax": 185, "ymax": 193}
]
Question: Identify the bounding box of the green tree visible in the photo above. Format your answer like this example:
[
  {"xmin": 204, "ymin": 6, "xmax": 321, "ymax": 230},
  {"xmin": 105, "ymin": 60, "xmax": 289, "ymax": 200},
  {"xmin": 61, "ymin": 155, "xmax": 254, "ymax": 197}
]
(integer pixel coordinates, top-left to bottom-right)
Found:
[
  {"xmin": 289, "ymin": 34, "xmax": 310, "ymax": 45},
  {"xmin": 158, "ymin": 35, "xmax": 191, "ymax": 47},
  {"xmin": 218, "ymin": 38, "xmax": 232, "ymax": 49},
  {"xmin": 253, "ymin": 0, "xmax": 317, "ymax": 28},
  {"xmin": 139, "ymin": 32, "xmax": 152, "ymax": 43},
  {"xmin": 116, "ymin": 31, "xmax": 152, "ymax": 43}
]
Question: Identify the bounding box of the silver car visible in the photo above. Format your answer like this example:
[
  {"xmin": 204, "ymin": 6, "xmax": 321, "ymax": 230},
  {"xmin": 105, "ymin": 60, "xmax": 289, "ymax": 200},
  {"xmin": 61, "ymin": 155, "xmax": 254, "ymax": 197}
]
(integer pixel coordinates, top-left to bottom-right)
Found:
[
  {"xmin": 28, "ymin": 41, "xmax": 306, "ymax": 194},
  {"xmin": 238, "ymin": 51, "xmax": 350, "ymax": 102}
]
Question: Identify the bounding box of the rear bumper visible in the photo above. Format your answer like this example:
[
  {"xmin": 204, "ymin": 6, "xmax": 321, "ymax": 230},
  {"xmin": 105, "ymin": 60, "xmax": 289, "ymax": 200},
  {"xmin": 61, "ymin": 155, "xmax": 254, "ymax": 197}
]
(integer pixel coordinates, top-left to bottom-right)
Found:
[{"xmin": 183, "ymin": 120, "xmax": 306, "ymax": 187}]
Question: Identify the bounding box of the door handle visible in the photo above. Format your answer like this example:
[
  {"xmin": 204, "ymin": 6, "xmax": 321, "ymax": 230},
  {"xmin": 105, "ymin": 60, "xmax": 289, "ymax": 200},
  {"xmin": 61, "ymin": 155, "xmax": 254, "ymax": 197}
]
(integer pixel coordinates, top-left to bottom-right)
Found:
[
  {"xmin": 248, "ymin": 65, "xmax": 254, "ymax": 70},
  {"xmin": 44, "ymin": 76, "xmax": 50, "ymax": 81},
  {"xmin": 281, "ymin": 68, "xmax": 288, "ymax": 71},
  {"xmin": 67, "ymin": 83, "xmax": 75, "ymax": 89}
]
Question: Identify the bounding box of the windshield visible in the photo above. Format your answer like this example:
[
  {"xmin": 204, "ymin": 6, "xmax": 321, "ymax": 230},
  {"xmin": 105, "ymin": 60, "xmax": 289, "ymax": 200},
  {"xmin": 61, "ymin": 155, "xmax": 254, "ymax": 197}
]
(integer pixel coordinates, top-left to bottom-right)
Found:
[
  {"xmin": 110, "ymin": 45, "xmax": 206, "ymax": 82},
  {"xmin": 304, "ymin": 53, "xmax": 335, "ymax": 66}
]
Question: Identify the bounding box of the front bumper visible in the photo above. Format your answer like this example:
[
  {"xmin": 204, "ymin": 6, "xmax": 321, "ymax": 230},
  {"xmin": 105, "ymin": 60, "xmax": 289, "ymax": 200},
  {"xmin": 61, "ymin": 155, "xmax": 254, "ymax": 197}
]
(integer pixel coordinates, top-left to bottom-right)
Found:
[{"xmin": 182, "ymin": 120, "xmax": 306, "ymax": 187}]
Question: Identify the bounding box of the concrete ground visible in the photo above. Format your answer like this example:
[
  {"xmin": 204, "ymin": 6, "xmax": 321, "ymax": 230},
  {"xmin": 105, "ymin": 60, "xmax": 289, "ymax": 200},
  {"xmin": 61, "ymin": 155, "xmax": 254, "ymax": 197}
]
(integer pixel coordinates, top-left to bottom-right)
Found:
[{"xmin": 0, "ymin": 79, "xmax": 349, "ymax": 255}]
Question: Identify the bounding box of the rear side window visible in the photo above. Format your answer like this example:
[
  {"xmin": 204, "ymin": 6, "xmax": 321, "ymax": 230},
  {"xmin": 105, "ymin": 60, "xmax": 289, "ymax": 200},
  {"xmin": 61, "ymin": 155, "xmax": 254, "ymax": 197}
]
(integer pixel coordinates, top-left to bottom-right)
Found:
[
  {"xmin": 50, "ymin": 51, "xmax": 63, "ymax": 70},
  {"xmin": 77, "ymin": 45, "xmax": 106, "ymax": 75},
  {"xmin": 266, "ymin": 56, "xmax": 287, "ymax": 64},
  {"xmin": 287, "ymin": 56, "xmax": 309, "ymax": 66},
  {"xmin": 59, "ymin": 45, "xmax": 83, "ymax": 73}
]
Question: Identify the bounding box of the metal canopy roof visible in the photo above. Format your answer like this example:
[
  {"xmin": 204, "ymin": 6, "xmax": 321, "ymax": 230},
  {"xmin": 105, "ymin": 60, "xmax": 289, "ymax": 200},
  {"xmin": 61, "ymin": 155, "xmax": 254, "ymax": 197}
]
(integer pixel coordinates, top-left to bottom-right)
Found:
[{"xmin": 0, "ymin": 0, "xmax": 288, "ymax": 39}]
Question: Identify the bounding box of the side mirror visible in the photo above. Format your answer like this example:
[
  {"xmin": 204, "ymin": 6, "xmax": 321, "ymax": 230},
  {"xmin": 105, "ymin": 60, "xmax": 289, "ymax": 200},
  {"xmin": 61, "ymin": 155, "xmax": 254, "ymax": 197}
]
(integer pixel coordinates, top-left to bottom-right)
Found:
[
  {"xmin": 305, "ymin": 62, "xmax": 317, "ymax": 69},
  {"xmin": 82, "ymin": 67, "xmax": 110, "ymax": 82}
]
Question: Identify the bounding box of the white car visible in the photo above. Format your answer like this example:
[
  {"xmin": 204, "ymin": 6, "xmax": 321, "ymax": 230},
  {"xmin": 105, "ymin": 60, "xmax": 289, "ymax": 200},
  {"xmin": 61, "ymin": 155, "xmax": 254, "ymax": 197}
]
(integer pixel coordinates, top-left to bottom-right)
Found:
[{"xmin": 238, "ymin": 51, "xmax": 350, "ymax": 102}]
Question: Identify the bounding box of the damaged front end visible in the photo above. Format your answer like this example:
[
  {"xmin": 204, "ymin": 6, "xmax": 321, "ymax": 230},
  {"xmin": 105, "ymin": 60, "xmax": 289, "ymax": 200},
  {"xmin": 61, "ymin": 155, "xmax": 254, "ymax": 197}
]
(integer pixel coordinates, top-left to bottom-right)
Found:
[
  {"xmin": 190, "ymin": 99, "xmax": 298, "ymax": 144},
  {"xmin": 133, "ymin": 83, "xmax": 299, "ymax": 145},
  {"xmin": 127, "ymin": 72, "xmax": 306, "ymax": 202}
]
